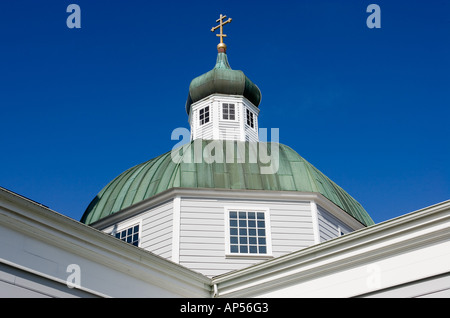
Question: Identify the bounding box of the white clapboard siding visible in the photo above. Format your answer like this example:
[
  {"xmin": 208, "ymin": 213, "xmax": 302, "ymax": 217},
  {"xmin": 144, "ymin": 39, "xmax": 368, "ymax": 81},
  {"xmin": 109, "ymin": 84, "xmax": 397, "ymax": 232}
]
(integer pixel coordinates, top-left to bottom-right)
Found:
[
  {"xmin": 268, "ymin": 202, "xmax": 315, "ymax": 258},
  {"xmin": 189, "ymin": 95, "xmax": 260, "ymax": 142},
  {"xmin": 219, "ymin": 125, "xmax": 240, "ymax": 141},
  {"xmin": 244, "ymin": 125, "xmax": 258, "ymax": 142},
  {"xmin": 179, "ymin": 198, "xmax": 315, "ymax": 277},
  {"xmin": 218, "ymin": 103, "xmax": 241, "ymax": 140},
  {"xmin": 140, "ymin": 200, "xmax": 173, "ymax": 260},
  {"xmin": 180, "ymin": 198, "xmax": 261, "ymax": 276},
  {"xmin": 196, "ymin": 121, "xmax": 214, "ymax": 140},
  {"xmin": 243, "ymin": 103, "xmax": 259, "ymax": 142},
  {"xmin": 317, "ymin": 204, "xmax": 352, "ymax": 242}
]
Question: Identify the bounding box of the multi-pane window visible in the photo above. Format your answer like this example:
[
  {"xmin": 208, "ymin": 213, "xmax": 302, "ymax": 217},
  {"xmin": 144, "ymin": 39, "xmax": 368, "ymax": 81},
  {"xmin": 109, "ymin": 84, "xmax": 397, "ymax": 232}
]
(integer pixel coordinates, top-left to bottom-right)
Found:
[
  {"xmin": 228, "ymin": 211, "xmax": 267, "ymax": 254},
  {"xmin": 246, "ymin": 109, "xmax": 254, "ymax": 128},
  {"xmin": 199, "ymin": 106, "xmax": 210, "ymax": 126},
  {"xmin": 222, "ymin": 103, "xmax": 235, "ymax": 120},
  {"xmin": 115, "ymin": 224, "xmax": 140, "ymax": 247}
]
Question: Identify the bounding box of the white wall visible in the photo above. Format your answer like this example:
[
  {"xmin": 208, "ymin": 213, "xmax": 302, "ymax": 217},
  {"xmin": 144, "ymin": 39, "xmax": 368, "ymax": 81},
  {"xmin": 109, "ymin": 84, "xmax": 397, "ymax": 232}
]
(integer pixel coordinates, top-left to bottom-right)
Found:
[
  {"xmin": 317, "ymin": 204, "xmax": 352, "ymax": 242},
  {"xmin": 0, "ymin": 222, "xmax": 185, "ymax": 297},
  {"xmin": 141, "ymin": 201, "xmax": 173, "ymax": 259},
  {"xmin": 96, "ymin": 189, "xmax": 365, "ymax": 279},
  {"xmin": 178, "ymin": 197, "xmax": 315, "ymax": 277},
  {"xmin": 0, "ymin": 190, "xmax": 211, "ymax": 298},
  {"xmin": 189, "ymin": 94, "xmax": 259, "ymax": 142},
  {"xmin": 103, "ymin": 200, "xmax": 174, "ymax": 260}
]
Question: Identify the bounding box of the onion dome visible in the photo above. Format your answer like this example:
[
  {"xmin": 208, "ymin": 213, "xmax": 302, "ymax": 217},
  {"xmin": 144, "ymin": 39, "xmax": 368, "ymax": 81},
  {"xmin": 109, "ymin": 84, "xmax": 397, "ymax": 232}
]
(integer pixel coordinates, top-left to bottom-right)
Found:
[
  {"xmin": 185, "ymin": 52, "xmax": 262, "ymax": 114},
  {"xmin": 81, "ymin": 141, "xmax": 374, "ymax": 227}
]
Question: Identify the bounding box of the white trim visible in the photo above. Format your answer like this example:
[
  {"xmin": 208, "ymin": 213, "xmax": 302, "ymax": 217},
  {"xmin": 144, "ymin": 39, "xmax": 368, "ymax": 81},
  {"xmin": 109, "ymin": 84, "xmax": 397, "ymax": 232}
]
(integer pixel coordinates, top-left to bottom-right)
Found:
[
  {"xmin": 315, "ymin": 197, "xmax": 365, "ymax": 231},
  {"xmin": 0, "ymin": 257, "xmax": 110, "ymax": 298},
  {"xmin": 212, "ymin": 200, "xmax": 450, "ymax": 298},
  {"xmin": 224, "ymin": 206, "xmax": 273, "ymax": 258},
  {"xmin": 0, "ymin": 187, "xmax": 212, "ymax": 298},
  {"xmin": 338, "ymin": 225, "xmax": 345, "ymax": 236},
  {"xmin": 221, "ymin": 102, "xmax": 238, "ymax": 122},
  {"xmin": 172, "ymin": 196, "xmax": 181, "ymax": 263},
  {"xmin": 239, "ymin": 100, "xmax": 245, "ymax": 141},
  {"xmin": 91, "ymin": 188, "xmax": 366, "ymax": 231},
  {"xmin": 212, "ymin": 100, "xmax": 220, "ymax": 139},
  {"xmin": 1, "ymin": 186, "xmax": 448, "ymax": 298},
  {"xmin": 310, "ymin": 201, "xmax": 320, "ymax": 244}
]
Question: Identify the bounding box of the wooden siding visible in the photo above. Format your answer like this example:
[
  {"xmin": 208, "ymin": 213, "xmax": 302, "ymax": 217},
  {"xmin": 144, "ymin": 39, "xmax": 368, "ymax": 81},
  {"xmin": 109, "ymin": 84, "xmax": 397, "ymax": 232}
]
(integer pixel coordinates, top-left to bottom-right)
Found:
[
  {"xmin": 140, "ymin": 200, "xmax": 173, "ymax": 260},
  {"xmin": 270, "ymin": 202, "xmax": 314, "ymax": 257},
  {"xmin": 192, "ymin": 101, "xmax": 214, "ymax": 140},
  {"xmin": 179, "ymin": 198, "xmax": 314, "ymax": 277},
  {"xmin": 317, "ymin": 204, "xmax": 352, "ymax": 242},
  {"xmin": 218, "ymin": 102, "xmax": 241, "ymax": 140},
  {"xmin": 244, "ymin": 108, "xmax": 258, "ymax": 142},
  {"xmin": 190, "ymin": 96, "xmax": 259, "ymax": 142},
  {"xmin": 196, "ymin": 119, "xmax": 214, "ymax": 140}
]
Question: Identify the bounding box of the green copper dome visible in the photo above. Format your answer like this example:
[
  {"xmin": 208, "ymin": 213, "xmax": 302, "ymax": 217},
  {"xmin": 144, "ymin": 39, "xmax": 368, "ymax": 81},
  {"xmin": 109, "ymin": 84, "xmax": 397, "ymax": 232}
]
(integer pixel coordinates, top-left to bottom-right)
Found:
[
  {"xmin": 185, "ymin": 53, "xmax": 262, "ymax": 114},
  {"xmin": 81, "ymin": 141, "xmax": 374, "ymax": 227}
]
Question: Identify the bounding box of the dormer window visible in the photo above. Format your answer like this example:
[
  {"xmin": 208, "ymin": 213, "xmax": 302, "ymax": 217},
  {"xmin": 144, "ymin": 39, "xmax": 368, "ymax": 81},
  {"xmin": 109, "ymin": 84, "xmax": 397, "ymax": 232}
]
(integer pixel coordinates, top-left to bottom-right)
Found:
[
  {"xmin": 246, "ymin": 109, "xmax": 255, "ymax": 128},
  {"xmin": 199, "ymin": 106, "xmax": 210, "ymax": 126},
  {"xmin": 222, "ymin": 103, "xmax": 235, "ymax": 120}
]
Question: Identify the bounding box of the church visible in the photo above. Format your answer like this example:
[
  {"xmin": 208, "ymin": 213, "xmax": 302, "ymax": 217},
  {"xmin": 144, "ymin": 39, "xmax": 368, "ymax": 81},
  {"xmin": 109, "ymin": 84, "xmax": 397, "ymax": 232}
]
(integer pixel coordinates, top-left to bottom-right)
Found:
[{"xmin": 0, "ymin": 15, "xmax": 449, "ymax": 298}]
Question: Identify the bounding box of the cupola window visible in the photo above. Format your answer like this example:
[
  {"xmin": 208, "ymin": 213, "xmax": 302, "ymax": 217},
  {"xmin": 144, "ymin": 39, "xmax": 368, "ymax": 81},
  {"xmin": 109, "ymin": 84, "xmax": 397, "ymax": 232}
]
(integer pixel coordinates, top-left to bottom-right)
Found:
[
  {"xmin": 246, "ymin": 109, "xmax": 255, "ymax": 128},
  {"xmin": 222, "ymin": 103, "xmax": 236, "ymax": 120},
  {"xmin": 199, "ymin": 106, "xmax": 210, "ymax": 126}
]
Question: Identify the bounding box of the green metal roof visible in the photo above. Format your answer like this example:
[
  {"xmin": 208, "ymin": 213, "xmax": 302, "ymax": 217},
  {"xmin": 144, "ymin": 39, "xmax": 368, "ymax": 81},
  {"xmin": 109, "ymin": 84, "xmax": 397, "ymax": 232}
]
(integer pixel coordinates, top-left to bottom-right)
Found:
[
  {"xmin": 81, "ymin": 141, "xmax": 374, "ymax": 227},
  {"xmin": 185, "ymin": 52, "xmax": 261, "ymax": 114}
]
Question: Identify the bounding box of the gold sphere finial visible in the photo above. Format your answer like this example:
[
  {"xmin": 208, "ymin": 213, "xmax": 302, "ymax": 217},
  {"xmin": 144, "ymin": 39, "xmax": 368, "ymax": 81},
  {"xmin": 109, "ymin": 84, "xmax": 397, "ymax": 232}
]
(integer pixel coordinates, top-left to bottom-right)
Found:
[
  {"xmin": 211, "ymin": 14, "xmax": 232, "ymax": 52},
  {"xmin": 217, "ymin": 42, "xmax": 227, "ymax": 53}
]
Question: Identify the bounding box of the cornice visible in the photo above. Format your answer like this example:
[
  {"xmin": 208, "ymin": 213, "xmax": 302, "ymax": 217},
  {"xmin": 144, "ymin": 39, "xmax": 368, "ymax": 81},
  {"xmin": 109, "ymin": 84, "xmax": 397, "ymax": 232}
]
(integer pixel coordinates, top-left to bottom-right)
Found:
[{"xmin": 90, "ymin": 186, "xmax": 366, "ymax": 230}]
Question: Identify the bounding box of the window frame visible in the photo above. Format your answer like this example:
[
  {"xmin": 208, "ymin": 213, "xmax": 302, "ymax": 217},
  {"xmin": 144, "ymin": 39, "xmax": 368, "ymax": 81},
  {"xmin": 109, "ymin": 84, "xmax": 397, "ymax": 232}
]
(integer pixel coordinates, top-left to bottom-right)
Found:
[
  {"xmin": 222, "ymin": 103, "xmax": 237, "ymax": 121},
  {"xmin": 224, "ymin": 207, "xmax": 273, "ymax": 258},
  {"xmin": 111, "ymin": 219, "xmax": 142, "ymax": 247},
  {"xmin": 199, "ymin": 106, "xmax": 210, "ymax": 126},
  {"xmin": 246, "ymin": 108, "xmax": 255, "ymax": 129}
]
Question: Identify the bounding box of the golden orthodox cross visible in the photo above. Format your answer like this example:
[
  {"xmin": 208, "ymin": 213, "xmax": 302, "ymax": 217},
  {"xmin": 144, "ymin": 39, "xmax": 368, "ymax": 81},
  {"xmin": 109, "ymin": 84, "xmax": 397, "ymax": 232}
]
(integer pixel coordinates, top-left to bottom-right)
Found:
[{"xmin": 211, "ymin": 14, "xmax": 232, "ymax": 44}]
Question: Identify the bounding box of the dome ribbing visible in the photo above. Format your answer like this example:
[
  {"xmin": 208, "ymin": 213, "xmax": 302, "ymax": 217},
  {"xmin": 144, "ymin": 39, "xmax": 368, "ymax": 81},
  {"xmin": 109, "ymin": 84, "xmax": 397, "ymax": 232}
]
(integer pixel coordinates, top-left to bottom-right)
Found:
[{"xmin": 81, "ymin": 141, "xmax": 374, "ymax": 227}]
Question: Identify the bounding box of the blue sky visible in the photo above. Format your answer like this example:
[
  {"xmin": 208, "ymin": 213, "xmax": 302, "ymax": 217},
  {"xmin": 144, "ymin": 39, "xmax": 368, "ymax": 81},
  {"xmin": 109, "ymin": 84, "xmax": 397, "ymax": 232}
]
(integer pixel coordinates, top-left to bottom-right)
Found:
[{"xmin": 0, "ymin": 0, "xmax": 449, "ymax": 224}]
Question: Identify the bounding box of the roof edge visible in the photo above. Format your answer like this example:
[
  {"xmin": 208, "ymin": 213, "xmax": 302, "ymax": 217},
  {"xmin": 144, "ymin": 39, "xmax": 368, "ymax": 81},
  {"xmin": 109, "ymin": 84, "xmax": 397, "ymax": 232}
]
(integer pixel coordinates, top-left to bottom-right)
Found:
[{"xmin": 89, "ymin": 187, "xmax": 367, "ymax": 231}]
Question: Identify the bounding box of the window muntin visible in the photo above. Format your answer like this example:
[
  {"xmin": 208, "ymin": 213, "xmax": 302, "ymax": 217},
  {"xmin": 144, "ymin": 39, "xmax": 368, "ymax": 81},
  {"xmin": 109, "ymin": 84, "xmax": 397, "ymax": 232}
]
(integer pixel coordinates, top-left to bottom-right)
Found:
[
  {"xmin": 199, "ymin": 106, "xmax": 210, "ymax": 126},
  {"xmin": 222, "ymin": 103, "xmax": 236, "ymax": 120},
  {"xmin": 228, "ymin": 210, "xmax": 268, "ymax": 255},
  {"xmin": 246, "ymin": 109, "xmax": 254, "ymax": 128},
  {"xmin": 115, "ymin": 224, "xmax": 140, "ymax": 247}
]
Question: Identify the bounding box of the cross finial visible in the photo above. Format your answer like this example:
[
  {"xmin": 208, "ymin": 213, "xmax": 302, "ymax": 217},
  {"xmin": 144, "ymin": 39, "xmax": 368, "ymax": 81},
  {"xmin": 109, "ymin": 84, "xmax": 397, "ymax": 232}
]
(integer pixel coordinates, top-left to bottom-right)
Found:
[{"xmin": 211, "ymin": 14, "xmax": 232, "ymax": 52}]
